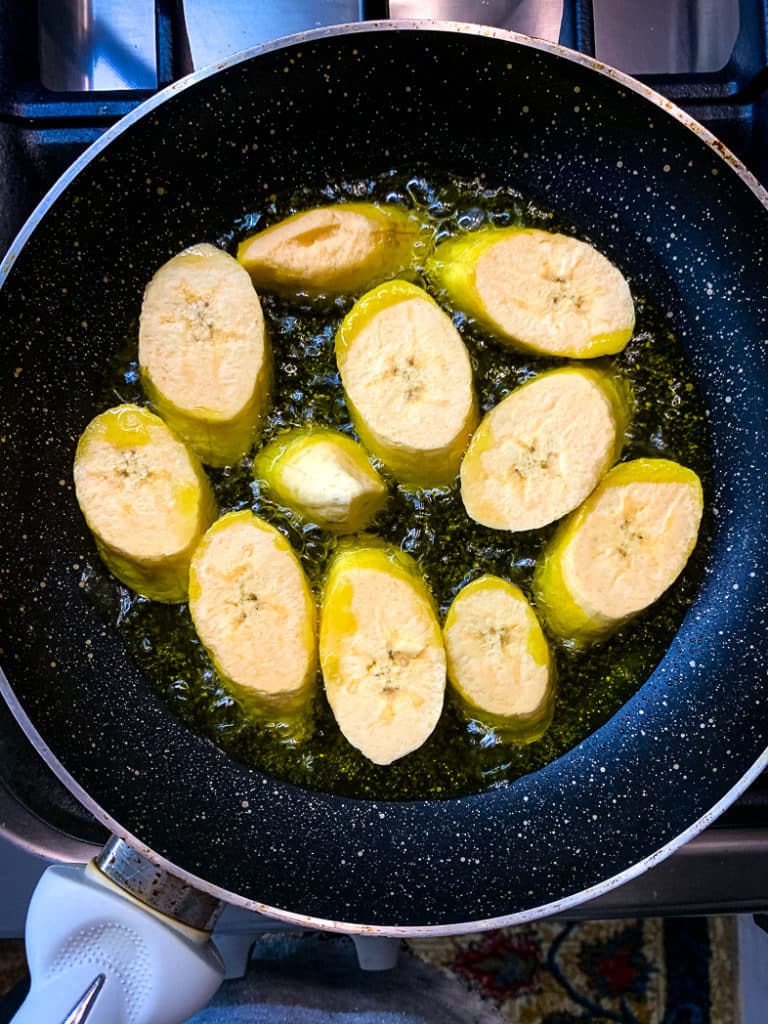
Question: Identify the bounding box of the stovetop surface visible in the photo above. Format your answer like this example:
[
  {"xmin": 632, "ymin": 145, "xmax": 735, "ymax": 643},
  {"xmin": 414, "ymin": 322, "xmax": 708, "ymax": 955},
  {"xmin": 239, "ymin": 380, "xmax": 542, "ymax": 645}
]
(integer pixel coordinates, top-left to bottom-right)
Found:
[{"xmin": 1, "ymin": 0, "xmax": 767, "ymax": 917}]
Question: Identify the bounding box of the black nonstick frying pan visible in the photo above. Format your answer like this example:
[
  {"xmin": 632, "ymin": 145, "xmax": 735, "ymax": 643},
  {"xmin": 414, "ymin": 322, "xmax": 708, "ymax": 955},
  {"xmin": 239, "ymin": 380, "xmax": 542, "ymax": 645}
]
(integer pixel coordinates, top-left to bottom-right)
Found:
[{"xmin": 0, "ymin": 21, "xmax": 767, "ymax": 934}]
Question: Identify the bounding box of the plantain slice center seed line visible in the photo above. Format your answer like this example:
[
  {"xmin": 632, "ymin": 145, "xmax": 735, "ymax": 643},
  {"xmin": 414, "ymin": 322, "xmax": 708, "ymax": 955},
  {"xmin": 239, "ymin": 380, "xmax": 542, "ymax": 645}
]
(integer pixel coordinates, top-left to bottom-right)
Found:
[
  {"xmin": 542, "ymin": 248, "xmax": 590, "ymax": 318},
  {"xmin": 115, "ymin": 448, "xmax": 149, "ymax": 480},
  {"xmin": 477, "ymin": 623, "xmax": 518, "ymax": 653},
  {"xmin": 546, "ymin": 276, "xmax": 587, "ymax": 314},
  {"xmin": 226, "ymin": 576, "xmax": 264, "ymax": 625},
  {"xmin": 390, "ymin": 353, "xmax": 424, "ymax": 402},
  {"xmin": 505, "ymin": 439, "xmax": 555, "ymax": 481},
  {"xmin": 176, "ymin": 288, "xmax": 214, "ymax": 344}
]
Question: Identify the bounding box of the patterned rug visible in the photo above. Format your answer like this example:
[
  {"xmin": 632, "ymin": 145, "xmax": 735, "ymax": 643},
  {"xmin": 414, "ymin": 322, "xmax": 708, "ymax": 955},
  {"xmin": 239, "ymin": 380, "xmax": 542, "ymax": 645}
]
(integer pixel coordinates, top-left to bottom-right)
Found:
[
  {"xmin": 408, "ymin": 916, "xmax": 738, "ymax": 1024},
  {"xmin": 0, "ymin": 917, "xmax": 740, "ymax": 1023}
]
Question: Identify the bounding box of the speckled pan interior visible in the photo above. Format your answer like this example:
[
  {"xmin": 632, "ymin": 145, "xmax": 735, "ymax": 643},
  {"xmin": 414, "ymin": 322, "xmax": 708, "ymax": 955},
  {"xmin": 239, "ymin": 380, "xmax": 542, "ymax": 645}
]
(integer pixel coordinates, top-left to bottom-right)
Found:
[{"xmin": 0, "ymin": 23, "xmax": 766, "ymax": 930}]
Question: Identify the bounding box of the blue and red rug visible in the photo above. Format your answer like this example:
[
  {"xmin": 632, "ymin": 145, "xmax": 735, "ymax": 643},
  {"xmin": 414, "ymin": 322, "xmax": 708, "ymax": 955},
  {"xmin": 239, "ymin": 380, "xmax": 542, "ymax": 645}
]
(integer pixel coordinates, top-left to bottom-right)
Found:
[{"xmin": 408, "ymin": 916, "xmax": 737, "ymax": 1024}]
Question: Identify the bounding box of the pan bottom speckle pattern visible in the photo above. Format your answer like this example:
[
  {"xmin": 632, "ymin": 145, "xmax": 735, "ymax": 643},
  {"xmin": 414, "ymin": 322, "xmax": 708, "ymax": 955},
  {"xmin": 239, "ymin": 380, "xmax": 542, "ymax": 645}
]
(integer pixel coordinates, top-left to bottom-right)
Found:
[{"xmin": 79, "ymin": 169, "xmax": 713, "ymax": 802}]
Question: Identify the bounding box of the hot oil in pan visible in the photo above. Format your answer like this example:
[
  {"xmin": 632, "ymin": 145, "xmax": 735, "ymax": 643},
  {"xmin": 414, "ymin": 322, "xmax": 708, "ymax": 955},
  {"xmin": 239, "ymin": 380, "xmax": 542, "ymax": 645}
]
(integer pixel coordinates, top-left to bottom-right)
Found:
[{"xmin": 86, "ymin": 170, "xmax": 712, "ymax": 801}]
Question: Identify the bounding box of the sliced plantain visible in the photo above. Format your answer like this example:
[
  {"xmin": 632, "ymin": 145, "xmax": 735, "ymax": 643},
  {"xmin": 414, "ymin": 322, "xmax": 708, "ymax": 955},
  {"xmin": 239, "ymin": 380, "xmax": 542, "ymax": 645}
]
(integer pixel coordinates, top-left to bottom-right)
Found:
[
  {"xmin": 73, "ymin": 404, "xmax": 217, "ymax": 603},
  {"xmin": 443, "ymin": 575, "xmax": 555, "ymax": 742},
  {"xmin": 237, "ymin": 202, "xmax": 427, "ymax": 297},
  {"xmin": 139, "ymin": 243, "xmax": 271, "ymax": 467},
  {"xmin": 320, "ymin": 541, "xmax": 446, "ymax": 765},
  {"xmin": 253, "ymin": 427, "xmax": 387, "ymax": 533},
  {"xmin": 428, "ymin": 226, "xmax": 635, "ymax": 358},
  {"xmin": 461, "ymin": 365, "xmax": 631, "ymax": 532},
  {"xmin": 534, "ymin": 458, "xmax": 704, "ymax": 648},
  {"xmin": 189, "ymin": 510, "xmax": 317, "ymax": 720},
  {"xmin": 335, "ymin": 279, "xmax": 478, "ymax": 488}
]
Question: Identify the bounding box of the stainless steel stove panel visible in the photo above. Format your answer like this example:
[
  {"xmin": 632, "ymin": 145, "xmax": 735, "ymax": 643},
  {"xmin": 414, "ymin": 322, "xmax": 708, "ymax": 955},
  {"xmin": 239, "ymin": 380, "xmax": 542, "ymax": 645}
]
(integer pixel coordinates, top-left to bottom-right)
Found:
[
  {"xmin": 38, "ymin": 0, "xmax": 158, "ymax": 91},
  {"xmin": 182, "ymin": 0, "xmax": 363, "ymax": 71},
  {"xmin": 592, "ymin": 0, "xmax": 740, "ymax": 75}
]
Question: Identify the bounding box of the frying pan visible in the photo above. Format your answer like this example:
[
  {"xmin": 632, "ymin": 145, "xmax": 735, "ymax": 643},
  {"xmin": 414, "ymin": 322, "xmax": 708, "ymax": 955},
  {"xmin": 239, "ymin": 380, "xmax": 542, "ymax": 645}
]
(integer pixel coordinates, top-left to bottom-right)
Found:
[{"xmin": 1, "ymin": 21, "xmax": 767, "ymax": 940}]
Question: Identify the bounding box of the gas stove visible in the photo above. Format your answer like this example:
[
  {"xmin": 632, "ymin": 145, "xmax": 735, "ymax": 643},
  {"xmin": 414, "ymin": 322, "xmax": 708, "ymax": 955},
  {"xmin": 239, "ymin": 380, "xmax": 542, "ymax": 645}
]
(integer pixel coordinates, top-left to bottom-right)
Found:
[{"xmin": 1, "ymin": 0, "xmax": 767, "ymax": 943}]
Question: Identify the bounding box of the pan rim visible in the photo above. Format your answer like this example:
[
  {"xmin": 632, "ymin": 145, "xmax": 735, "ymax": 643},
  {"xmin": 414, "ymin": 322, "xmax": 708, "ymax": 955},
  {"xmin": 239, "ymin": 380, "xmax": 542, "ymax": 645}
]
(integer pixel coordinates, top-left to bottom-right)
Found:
[
  {"xmin": 2, "ymin": 18, "xmax": 767, "ymax": 934},
  {"xmin": 3, "ymin": 660, "xmax": 767, "ymax": 935}
]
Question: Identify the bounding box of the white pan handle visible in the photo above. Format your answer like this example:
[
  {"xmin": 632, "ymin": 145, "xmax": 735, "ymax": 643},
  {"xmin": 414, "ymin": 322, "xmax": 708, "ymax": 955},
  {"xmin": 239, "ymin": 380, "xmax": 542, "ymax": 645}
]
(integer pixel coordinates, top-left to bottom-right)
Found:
[{"xmin": 12, "ymin": 862, "xmax": 225, "ymax": 1024}]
